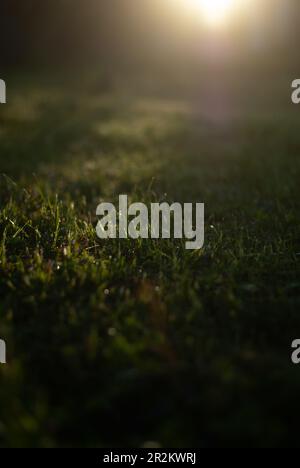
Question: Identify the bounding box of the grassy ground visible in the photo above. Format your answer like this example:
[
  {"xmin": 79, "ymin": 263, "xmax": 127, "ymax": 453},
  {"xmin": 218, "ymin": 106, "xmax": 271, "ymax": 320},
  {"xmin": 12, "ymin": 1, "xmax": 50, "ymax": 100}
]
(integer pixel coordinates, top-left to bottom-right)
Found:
[{"xmin": 0, "ymin": 73, "xmax": 300, "ymax": 447}]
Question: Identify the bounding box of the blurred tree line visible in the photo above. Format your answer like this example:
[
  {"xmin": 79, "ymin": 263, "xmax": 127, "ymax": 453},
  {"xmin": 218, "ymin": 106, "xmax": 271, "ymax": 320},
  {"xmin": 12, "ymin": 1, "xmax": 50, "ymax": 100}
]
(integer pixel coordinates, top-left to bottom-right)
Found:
[
  {"xmin": 0, "ymin": 0, "xmax": 300, "ymax": 71},
  {"xmin": 0, "ymin": 0, "xmax": 123, "ymax": 67},
  {"xmin": 0, "ymin": 0, "xmax": 187, "ymax": 69}
]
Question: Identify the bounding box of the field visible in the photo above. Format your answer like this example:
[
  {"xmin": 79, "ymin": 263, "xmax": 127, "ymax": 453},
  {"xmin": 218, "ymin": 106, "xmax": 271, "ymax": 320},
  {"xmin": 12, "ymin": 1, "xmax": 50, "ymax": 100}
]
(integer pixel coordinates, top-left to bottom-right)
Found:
[{"xmin": 0, "ymin": 71, "xmax": 300, "ymax": 447}]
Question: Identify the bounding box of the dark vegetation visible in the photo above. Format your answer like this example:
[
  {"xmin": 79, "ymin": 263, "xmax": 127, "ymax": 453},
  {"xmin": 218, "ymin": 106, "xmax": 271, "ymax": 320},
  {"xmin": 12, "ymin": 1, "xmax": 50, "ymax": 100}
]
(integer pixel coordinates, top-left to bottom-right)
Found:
[{"xmin": 0, "ymin": 0, "xmax": 300, "ymax": 448}]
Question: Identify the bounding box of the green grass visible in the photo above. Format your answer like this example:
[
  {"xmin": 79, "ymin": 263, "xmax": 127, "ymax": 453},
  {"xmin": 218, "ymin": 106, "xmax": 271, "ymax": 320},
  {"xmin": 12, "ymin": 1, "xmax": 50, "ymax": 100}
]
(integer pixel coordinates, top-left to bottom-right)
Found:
[{"xmin": 0, "ymin": 75, "xmax": 300, "ymax": 447}]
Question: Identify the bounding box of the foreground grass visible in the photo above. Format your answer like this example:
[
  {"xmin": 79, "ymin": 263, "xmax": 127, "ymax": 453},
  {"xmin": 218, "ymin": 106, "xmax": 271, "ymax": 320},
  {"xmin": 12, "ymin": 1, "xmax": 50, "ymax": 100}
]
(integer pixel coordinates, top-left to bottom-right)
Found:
[{"xmin": 0, "ymin": 76, "xmax": 300, "ymax": 447}]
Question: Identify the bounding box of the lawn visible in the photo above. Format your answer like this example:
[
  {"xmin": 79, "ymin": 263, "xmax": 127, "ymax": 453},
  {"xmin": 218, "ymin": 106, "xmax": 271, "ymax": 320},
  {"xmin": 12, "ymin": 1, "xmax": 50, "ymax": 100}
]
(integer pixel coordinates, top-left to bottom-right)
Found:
[{"xmin": 0, "ymin": 71, "xmax": 300, "ymax": 447}]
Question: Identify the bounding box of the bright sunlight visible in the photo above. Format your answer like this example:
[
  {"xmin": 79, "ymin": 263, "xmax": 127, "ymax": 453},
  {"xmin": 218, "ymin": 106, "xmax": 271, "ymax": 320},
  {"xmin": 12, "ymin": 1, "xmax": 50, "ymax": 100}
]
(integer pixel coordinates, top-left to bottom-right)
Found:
[{"xmin": 188, "ymin": 0, "xmax": 237, "ymax": 26}]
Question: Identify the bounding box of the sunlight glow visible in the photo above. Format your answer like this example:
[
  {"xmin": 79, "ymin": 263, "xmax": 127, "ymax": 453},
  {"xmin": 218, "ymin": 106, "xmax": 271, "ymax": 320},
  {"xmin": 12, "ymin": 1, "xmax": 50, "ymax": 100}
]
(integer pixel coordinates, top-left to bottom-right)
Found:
[{"xmin": 188, "ymin": 0, "xmax": 237, "ymax": 26}]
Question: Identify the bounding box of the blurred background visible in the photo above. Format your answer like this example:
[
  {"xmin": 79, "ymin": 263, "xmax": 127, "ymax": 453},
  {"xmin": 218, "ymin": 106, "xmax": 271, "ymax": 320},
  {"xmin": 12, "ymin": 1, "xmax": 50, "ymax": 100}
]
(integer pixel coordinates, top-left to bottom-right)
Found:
[
  {"xmin": 1, "ymin": 0, "xmax": 299, "ymax": 81},
  {"xmin": 1, "ymin": 0, "xmax": 299, "ymax": 125}
]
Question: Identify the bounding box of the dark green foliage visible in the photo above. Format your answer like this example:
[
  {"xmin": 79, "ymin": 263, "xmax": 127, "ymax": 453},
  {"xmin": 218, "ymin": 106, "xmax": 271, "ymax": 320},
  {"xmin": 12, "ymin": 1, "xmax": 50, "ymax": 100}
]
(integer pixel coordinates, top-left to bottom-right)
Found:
[{"xmin": 0, "ymin": 75, "xmax": 300, "ymax": 447}]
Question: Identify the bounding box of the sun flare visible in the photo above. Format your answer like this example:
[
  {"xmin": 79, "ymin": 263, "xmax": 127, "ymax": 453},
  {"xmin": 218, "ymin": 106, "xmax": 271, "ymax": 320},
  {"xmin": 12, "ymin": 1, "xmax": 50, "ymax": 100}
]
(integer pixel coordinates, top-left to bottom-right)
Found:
[{"xmin": 188, "ymin": 0, "xmax": 236, "ymax": 26}]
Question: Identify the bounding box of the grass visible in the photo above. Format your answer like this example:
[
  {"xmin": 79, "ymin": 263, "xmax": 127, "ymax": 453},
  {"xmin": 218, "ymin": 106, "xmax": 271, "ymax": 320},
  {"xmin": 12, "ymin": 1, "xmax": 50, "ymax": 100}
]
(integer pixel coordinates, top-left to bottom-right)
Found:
[{"xmin": 0, "ymin": 73, "xmax": 300, "ymax": 447}]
